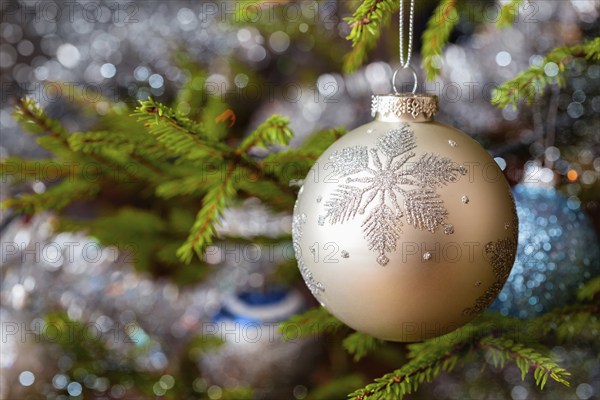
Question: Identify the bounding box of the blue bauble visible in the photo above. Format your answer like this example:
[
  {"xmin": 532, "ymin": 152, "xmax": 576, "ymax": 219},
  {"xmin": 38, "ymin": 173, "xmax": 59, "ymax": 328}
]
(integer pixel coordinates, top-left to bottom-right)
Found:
[{"xmin": 489, "ymin": 184, "xmax": 600, "ymax": 318}]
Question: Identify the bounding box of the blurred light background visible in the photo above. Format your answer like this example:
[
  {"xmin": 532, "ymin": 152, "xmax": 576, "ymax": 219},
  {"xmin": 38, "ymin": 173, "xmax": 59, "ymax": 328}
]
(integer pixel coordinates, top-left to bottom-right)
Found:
[{"xmin": 1, "ymin": 0, "xmax": 599, "ymax": 399}]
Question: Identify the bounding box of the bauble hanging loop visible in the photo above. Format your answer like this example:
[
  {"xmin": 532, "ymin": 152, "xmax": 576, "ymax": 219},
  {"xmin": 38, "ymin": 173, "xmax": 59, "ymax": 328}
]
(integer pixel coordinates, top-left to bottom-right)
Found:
[{"xmin": 392, "ymin": 65, "xmax": 419, "ymax": 94}]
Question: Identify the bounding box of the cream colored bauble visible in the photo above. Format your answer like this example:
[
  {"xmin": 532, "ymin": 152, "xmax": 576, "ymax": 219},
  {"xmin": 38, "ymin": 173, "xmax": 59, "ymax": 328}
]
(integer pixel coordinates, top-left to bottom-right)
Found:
[{"xmin": 292, "ymin": 93, "xmax": 518, "ymax": 342}]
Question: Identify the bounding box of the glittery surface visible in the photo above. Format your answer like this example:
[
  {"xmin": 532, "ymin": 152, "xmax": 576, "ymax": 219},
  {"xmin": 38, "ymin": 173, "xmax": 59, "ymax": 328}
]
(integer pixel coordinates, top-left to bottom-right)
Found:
[
  {"xmin": 328, "ymin": 146, "xmax": 369, "ymax": 177},
  {"xmin": 292, "ymin": 197, "xmax": 325, "ymax": 297},
  {"xmin": 443, "ymin": 224, "xmax": 455, "ymax": 235},
  {"xmin": 319, "ymin": 126, "xmax": 466, "ymax": 266},
  {"xmin": 489, "ymin": 184, "xmax": 600, "ymax": 318},
  {"xmin": 463, "ymin": 229, "xmax": 518, "ymax": 316}
]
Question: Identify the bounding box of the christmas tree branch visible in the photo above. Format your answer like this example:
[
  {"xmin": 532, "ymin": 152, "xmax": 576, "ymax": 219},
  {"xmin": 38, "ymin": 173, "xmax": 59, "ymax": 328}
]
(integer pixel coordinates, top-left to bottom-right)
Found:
[
  {"xmin": 237, "ymin": 115, "xmax": 293, "ymax": 153},
  {"xmin": 134, "ymin": 98, "xmax": 226, "ymax": 159},
  {"xmin": 492, "ymin": 36, "xmax": 600, "ymax": 108},
  {"xmin": 176, "ymin": 162, "xmax": 238, "ymax": 263},
  {"xmin": 279, "ymin": 307, "xmax": 344, "ymax": 340},
  {"xmin": 3, "ymin": 179, "xmax": 99, "ymax": 214},
  {"xmin": 236, "ymin": 179, "xmax": 296, "ymax": 212},
  {"xmin": 13, "ymin": 98, "xmax": 144, "ymax": 183},
  {"xmin": 479, "ymin": 337, "xmax": 571, "ymax": 389},
  {"xmin": 14, "ymin": 97, "xmax": 69, "ymax": 139},
  {"xmin": 262, "ymin": 127, "xmax": 347, "ymax": 185},
  {"xmin": 348, "ymin": 339, "xmax": 467, "ymax": 400},
  {"xmin": 343, "ymin": 332, "xmax": 385, "ymax": 362},
  {"xmin": 497, "ymin": 0, "xmax": 525, "ymax": 28},
  {"xmin": 343, "ymin": 0, "xmax": 398, "ymax": 73},
  {"xmin": 68, "ymin": 130, "xmax": 172, "ymax": 161},
  {"xmin": 576, "ymin": 275, "xmax": 600, "ymax": 302},
  {"xmin": 421, "ymin": 0, "xmax": 458, "ymax": 81},
  {"xmin": 136, "ymin": 98, "xmax": 298, "ymax": 198},
  {"xmin": 348, "ymin": 333, "xmax": 570, "ymax": 399},
  {"xmin": 0, "ymin": 158, "xmax": 72, "ymax": 183}
]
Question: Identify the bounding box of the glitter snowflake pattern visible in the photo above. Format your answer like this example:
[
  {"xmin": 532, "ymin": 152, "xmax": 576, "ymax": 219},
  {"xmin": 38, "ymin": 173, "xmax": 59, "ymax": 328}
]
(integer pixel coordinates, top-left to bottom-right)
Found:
[
  {"xmin": 292, "ymin": 201, "xmax": 325, "ymax": 297},
  {"xmin": 462, "ymin": 236, "xmax": 517, "ymax": 316},
  {"xmin": 319, "ymin": 125, "xmax": 467, "ymax": 266}
]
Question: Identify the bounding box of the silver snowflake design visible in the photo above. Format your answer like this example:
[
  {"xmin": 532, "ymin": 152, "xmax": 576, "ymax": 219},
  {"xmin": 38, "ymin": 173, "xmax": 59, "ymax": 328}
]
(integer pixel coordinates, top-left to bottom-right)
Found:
[{"xmin": 319, "ymin": 125, "xmax": 467, "ymax": 266}]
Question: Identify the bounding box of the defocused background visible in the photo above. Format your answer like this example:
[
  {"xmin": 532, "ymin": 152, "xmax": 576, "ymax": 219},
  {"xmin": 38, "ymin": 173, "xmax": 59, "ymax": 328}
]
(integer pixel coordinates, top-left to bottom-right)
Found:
[{"xmin": 1, "ymin": 1, "xmax": 599, "ymax": 399}]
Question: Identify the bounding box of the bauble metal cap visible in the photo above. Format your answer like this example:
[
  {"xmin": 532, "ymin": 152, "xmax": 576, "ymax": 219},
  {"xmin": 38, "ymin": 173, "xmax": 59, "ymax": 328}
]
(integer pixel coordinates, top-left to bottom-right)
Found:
[{"xmin": 371, "ymin": 93, "xmax": 438, "ymax": 123}]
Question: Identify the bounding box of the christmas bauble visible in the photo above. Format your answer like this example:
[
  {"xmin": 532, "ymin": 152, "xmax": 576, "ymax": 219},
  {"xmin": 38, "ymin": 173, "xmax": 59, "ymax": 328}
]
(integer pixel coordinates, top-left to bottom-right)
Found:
[
  {"xmin": 489, "ymin": 184, "xmax": 600, "ymax": 318},
  {"xmin": 198, "ymin": 287, "xmax": 319, "ymax": 398},
  {"xmin": 292, "ymin": 93, "xmax": 518, "ymax": 341}
]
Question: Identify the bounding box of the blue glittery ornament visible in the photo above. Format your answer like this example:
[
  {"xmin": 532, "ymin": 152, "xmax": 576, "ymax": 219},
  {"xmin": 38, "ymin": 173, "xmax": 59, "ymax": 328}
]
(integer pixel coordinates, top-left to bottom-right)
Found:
[{"xmin": 489, "ymin": 184, "xmax": 600, "ymax": 318}]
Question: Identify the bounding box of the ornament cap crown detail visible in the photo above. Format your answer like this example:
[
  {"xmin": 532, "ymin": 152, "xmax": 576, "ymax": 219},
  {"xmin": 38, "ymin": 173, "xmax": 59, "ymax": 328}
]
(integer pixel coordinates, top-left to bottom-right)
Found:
[{"xmin": 371, "ymin": 93, "xmax": 438, "ymax": 123}]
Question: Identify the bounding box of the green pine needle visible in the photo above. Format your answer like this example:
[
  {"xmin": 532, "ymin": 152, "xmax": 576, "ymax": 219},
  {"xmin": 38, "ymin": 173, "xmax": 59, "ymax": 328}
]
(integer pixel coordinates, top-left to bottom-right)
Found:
[
  {"xmin": 13, "ymin": 97, "xmax": 69, "ymax": 139},
  {"xmin": 480, "ymin": 337, "xmax": 571, "ymax": 389},
  {"xmin": 2, "ymin": 180, "xmax": 99, "ymax": 214},
  {"xmin": 237, "ymin": 114, "xmax": 293, "ymax": 153},
  {"xmin": 279, "ymin": 307, "xmax": 344, "ymax": 341},
  {"xmin": 577, "ymin": 276, "xmax": 600, "ymax": 302},
  {"xmin": 343, "ymin": 332, "xmax": 384, "ymax": 362},
  {"xmin": 343, "ymin": 0, "xmax": 398, "ymax": 73},
  {"xmin": 497, "ymin": 0, "xmax": 525, "ymax": 28},
  {"xmin": 492, "ymin": 37, "xmax": 600, "ymax": 108},
  {"xmin": 176, "ymin": 168, "xmax": 238, "ymax": 263},
  {"xmin": 421, "ymin": 0, "xmax": 458, "ymax": 81}
]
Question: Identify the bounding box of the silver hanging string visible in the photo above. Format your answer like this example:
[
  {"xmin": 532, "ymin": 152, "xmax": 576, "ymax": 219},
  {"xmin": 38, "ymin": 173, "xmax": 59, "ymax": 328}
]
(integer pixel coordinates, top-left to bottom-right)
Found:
[
  {"xmin": 393, "ymin": 0, "xmax": 417, "ymax": 94},
  {"xmin": 399, "ymin": 0, "xmax": 415, "ymax": 69}
]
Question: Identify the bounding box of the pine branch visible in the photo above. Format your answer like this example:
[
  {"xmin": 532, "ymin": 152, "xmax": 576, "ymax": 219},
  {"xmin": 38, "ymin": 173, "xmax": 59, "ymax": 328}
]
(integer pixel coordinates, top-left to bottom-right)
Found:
[
  {"xmin": 133, "ymin": 98, "xmax": 225, "ymax": 160},
  {"xmin": 279, "ymin": 307, "xmax": 344, "ymax": 340},
  {"xmin": 13, "ymin": 98, "xmax": 146, "ymax": 183},
  {"xmin": 237, "ymin": 114, "xmax": 293, "ymax": 153},
  {"xmin": 134, "ymin": 98, "xmax": 207, "ymax": 139},
  {"xmin": 421, "ymin": 0, "xmax": 458, "ymax": 81},
  {"xmin": 136, "ymin": 98, "xmax": 297, "ymax": 200},
  {"xmin": 0, "ymin": 158, "xmax": 73, "ymax": 183},
  {"xmin": 2, "ymin": 179, "xmax": 99, "ymax": 214},
  {"xmin": 306, "ymin": 374, "xmax": 367, "ymax": 400},
  {"xmin": 176, "ymin": 163, "xmax": 238, "ymax": 263},
  {"xmin": 154, "ymin": 176, "xmax": 217, "ymax": 199},
  {"xmin": 348, "ymin": 315, "xmax": 570, "ymax": 399},
  {"xmin": 343, "ymin": 0, "xmax": 398, "ymax": 73},
  {"xmin": 13, "ymin": 97, "xmax": 69, "ymax": 139},
  {"xmin": 492, "ymin": 37, "xmax": 600, "ymax": 108},
  {"xmin": 343, "ymin": 332, "xmax": 384, "ymax": 362},
  {"xmin": 300, "ymin": 127, "xmax": 347, "ymax": 154},
  {"xmin": 497, "ymin": 0, "xmax": 524, "ymax": 28},
  {"xmin": 576, "ymin": 275, "xmax": 600, "ymax": 302},
  {"xmin": 236, "ymin": 178, "xmax": 296, "ymax": 212},
  {"xmin": 262, "ymin": 127, "xmax": 347, "ymax": 186},
  {"xmin": 530, "ymin": 304, "xmax": 600, "ymax": 342},
  {"xmin": 68, "ymin": 131, "xmax": 172, "ymax": 161},
  {"xmin": 349, "ymin": 338, "xmax": 465, "ymax": 400},
  {"xmin": 479, "ymin": 337, "xmax": 571, "ymax": 389}
]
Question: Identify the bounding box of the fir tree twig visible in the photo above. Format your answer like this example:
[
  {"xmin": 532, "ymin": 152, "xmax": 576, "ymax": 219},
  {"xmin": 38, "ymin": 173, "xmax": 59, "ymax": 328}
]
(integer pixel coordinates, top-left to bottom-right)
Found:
[
  {"xmin": 279, "ymin": 307, "xmax": 344, "ymax": 340},
  {"xmin": 343, "ymin": 0, "xmax": 398, "ymax": 73},
  {"xmin": 421, "ymin": 0, "xmax": 458, "ymax": 81},
  {"xmin": 176, "ymin": 162, "xmax": 238, "ymax": 263},
  {"xmin": 479, "ymin": 336, "xmax": 571, "ymax": 389},
  {"xmin": 497, "ymin": 0, "xmax": 525, "ymax": 28},
  {"xmin": 492, "ymin": 37, "xmax": 600, "ymax": 108}
]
